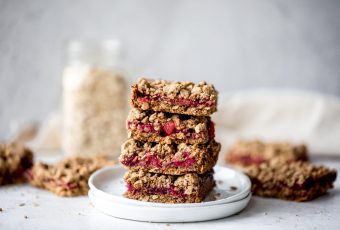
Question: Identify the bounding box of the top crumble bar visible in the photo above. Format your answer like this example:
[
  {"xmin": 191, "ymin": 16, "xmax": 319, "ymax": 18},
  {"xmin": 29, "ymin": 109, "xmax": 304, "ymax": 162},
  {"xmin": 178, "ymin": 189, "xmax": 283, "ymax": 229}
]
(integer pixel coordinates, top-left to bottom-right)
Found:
[{"xmin": 131, "ymin": 78, "xmax": 218, "ymax": 116}]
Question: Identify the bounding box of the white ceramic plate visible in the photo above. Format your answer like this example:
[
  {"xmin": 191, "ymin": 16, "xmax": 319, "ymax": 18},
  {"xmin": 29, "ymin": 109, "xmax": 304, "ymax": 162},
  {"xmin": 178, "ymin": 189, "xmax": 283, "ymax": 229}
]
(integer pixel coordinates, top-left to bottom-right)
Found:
[
  {"xmin": 89, "ymin": 189, "xmax": 251, "ymax": 222},
  {"xmin": 88, "ymin": 165, "xmax": 251, "ymax": 208}
]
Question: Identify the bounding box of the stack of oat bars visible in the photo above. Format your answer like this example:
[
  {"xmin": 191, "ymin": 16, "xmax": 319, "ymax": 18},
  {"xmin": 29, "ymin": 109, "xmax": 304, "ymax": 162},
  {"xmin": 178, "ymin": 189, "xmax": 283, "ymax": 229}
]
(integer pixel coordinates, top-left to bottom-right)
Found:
[{"xmin": 119, "ymin": 78, "xmax": 221, "ymax": 203}]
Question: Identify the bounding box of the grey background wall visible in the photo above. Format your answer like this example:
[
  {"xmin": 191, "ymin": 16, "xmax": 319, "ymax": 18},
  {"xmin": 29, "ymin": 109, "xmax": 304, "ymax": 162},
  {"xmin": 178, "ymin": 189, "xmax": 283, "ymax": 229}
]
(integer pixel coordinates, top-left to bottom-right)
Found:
[{"xmin": 1, "ymin": 0, "xmax": 340, "ymax": 140}]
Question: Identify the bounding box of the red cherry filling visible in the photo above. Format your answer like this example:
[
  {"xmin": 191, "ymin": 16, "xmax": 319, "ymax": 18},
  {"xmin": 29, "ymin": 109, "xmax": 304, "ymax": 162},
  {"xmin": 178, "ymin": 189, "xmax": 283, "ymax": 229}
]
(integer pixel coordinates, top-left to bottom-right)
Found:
[
  {"xmin": 128, "ymin": 117, "xmax": 215, "ymax": 142},
  {"xmin": 230, "ymin": 155, "xmax": 265, "ymax": 166},
  {"xmin": 60, "ymin": 181, "xmax": 79, "ymax": 190},
  {"xmin": 208, "ymin": 120, "xmax": 215, "ymax": 139},
  {"xmin": 163, "ymin": 121, "xmax": 176, "ymax": 135},
  {"xmin": 175, "ymin": 98, "xmax": 192, "ymax": 106},
  {"xmin": 43, "ymin": 178, "xmax": 79, "ymax": 190},
  {"xmin": 121, "ymin": 151, "xmax": 195, "ymax": 169},
  {"xmin": 137, "ymin": 94, "xmax": 215, "ymax": 107},
  {"xmin": 127, "ymin": 182, "xmax": 134, "ymax": 192},
  {"xmin": 167, "ymin": 151, "xmax": 195, "ymax": 168},
  {"xmin": 24, "ymin": 170, "xmax": 78, "ymax": 191},
  {"xmin": 148, "ymin": 185, "xmax": 187, "ymax": 198},
  {"xmin": 138, "ymin": 123, "xmax": 157, "ymax": 133},
  {"xmin": 170, "ymin": 157, "xmax": 195, "ymax": 167},
  {"xmin": 24, "ymin": 169, "xmax": 34, "ymax": 180},
  {"xmin": 121, "ymin": 154, "xmax": 139, "ymax": 166},
  {"xmin": 128, "ymin": 121, "xmax": 176, "ymax": 136},
  {"xmin": 139, "ymin": 153, "xmax": 162, "ymax": 168},
  {"xmin": 137, "ymin": 96, "xmax": 151, "ymax": 103},
  {"xmin": 128, "ymin": 121, "xmax": 160, "ymax": 134},
  {"xmin": 127, "ymin": 183, "xmax": 187, "ymax": 198}
]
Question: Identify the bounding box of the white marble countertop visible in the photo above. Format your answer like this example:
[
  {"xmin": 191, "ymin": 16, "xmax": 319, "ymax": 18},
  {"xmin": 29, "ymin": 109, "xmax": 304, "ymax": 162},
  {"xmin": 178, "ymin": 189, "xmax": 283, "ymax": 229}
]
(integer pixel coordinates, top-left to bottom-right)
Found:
[{"xmin": 0, "ymin": 155, "xmax": 339, "ymax": 230}]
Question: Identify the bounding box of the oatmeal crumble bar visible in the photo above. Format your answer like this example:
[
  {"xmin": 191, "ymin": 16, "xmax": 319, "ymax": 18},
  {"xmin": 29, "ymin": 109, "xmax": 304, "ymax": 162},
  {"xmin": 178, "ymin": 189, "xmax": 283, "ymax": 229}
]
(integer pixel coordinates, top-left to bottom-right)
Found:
[
  {"xmin": 124, "ymin": 170, "xmax": 215, "ymax": 203},
  {"xmin": 0, "ymin": 143, "xmax": 33, "ymax": 185},
  {"xmin": 245, "ymin": 161, "xmax": 337, "ymax": 202},
  {"xmin": 120, "ymin": 139, "xmax": 220, "ymax": 175},
  {"xmin": 127, "ymin": 108, "xmax": 215, "ymax": 145},
  {"xmin": 225, "ymin": 140, "xmax": 308, "ymax": 167},
  {"xmin": 131, "ymin": 78, "xmax": 218, "ymax": 116},
  {"xmin": 27, "ymin": 155, "xmax": 114, "ymax": 196}
]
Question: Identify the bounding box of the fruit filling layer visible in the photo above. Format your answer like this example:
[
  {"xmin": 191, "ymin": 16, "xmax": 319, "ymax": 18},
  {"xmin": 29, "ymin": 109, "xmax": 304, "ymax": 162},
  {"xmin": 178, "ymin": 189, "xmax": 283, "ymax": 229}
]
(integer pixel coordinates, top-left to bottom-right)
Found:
[
  {"xmin": 121, "ymin": 151, "xmax": 196, "ymax": 169},
  {"xmin": 137, "ymin": 93, "xmax": 215, "ymax": 107},
  {"xmin": 25, "ymin": 169, "xmax": 79, "ymax": 191},
  {"xmin": 228, "ymin": 155, "xmax": 265, "ymax": 166},
  {"xmin": 127, "ymin": 119, "xmax": 215, "ymax": 139},
  {"xmin": 127, "ymin": 182, "xmax": 187, "ymax": 198},
  {"xmin": 50, "ymin": 179, "xmax": 79, "ymax": 190}
]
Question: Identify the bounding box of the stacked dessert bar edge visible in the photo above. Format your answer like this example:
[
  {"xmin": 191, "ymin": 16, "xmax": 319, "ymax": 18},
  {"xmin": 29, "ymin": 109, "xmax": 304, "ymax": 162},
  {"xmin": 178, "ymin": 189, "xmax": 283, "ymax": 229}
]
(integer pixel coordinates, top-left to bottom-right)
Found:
[{"xmin": 119, "ymin": 78, "xmax": 220, "ymax": 203}]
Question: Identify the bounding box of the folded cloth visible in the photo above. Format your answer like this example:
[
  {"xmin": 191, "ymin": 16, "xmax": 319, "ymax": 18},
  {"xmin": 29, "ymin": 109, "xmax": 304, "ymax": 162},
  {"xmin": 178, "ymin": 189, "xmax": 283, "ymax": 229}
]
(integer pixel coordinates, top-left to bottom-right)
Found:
[{"xmin": 213, "ymin": 89, "xmax": 340, "ymax": 156}]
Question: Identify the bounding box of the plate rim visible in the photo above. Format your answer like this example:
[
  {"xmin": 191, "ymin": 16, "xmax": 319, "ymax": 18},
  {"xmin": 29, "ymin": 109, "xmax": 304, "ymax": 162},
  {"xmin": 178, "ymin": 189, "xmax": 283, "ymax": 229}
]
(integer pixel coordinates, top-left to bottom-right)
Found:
[
  {"xmin": 88, "ymin": 165, "xmax": 251, "ymax": 208},
  {"xmin": 88, "ymin": 189, "xmax": 252, "ymax": 222}
]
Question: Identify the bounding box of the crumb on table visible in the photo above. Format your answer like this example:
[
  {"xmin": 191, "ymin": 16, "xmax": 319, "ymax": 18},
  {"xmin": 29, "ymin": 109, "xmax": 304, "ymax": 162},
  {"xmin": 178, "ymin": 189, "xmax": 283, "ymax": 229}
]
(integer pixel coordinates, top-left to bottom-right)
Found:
[{"xmin": 230, "ymin": 186, "xmax": 238, "ymax": 191}]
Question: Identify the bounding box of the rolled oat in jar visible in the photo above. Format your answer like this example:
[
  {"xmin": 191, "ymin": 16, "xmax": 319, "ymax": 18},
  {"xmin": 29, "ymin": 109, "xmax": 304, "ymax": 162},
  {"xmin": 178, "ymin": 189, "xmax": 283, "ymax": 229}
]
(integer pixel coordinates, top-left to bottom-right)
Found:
[{"xmin": 62, "ymin": 40, "xmax": 128, "ymax": 159}]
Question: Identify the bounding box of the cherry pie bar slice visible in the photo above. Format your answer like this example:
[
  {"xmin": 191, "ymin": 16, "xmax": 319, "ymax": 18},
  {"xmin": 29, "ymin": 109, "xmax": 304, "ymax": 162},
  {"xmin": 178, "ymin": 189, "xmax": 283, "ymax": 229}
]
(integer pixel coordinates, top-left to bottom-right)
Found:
[
  {"xmin": 127, "ymin": 108, "xmax": 215, "ymax": 145},
  {"xmin": 124, "ymin": 170, "xmax": 215, "ymax": 203},
  {"xmin": 245, "ymin": 161, "xmax": 337, "ymax": 202},
  {"xmin": 131, "ymin": 78, "xmax": 218, "ymax": 116},
  {"xmin": 225, "ymin": 140, "xmax": 308, "ymax": 168},
  {"xmin": 27, "ymin": 155, "xmax": 114, "ymax": 196},
  {"xmin": 120, "ymin": 139, "xmax": 220, "ymax": 175},
  {"xmin": 0, "ymin": 143, "xmax": 33, "ymax": 185}
]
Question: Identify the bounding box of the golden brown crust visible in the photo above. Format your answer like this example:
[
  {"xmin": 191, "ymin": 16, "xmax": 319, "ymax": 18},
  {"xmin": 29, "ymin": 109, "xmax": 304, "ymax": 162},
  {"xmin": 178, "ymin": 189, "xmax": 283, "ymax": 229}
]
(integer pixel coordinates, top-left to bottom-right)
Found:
[
  {"xmin": 124, "ymin": 189, "xmax": 212, "ymax": 203},
  {"xmin": 120, "ymin": 139, "xmax": 220, "ymax": 175},
  {"xmin": 225, "ymin": 140, "xmax": 308, "ymax": 168},
  {"xmin": 127, "ymin": 108, "xmax": 213, "ymax": 144},
  {"xmin": 0, "ymin": 143, "xmax": 33, "ymax": 185},
  {"xmin": 130, "ymin": 78, "xmax": 218, "ymax": 116},
  {"xmin": 28, "ymin": 155, "xmax": 114, "ymax": 197},
  {"xmin": 124, "ymin": 170, "xmax": 215, "ymax": 203},
  {"xmin": 244, "ymin": 161, "xmax": 337, "ymax": 201}
]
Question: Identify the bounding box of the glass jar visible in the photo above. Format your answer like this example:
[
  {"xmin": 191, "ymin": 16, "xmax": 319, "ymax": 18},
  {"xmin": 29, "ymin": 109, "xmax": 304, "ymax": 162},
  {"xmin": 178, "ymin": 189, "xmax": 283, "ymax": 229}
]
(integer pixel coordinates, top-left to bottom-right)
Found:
[{"xmin": 62, "ymin": 40, "xmax": 128, "ymax": 160}]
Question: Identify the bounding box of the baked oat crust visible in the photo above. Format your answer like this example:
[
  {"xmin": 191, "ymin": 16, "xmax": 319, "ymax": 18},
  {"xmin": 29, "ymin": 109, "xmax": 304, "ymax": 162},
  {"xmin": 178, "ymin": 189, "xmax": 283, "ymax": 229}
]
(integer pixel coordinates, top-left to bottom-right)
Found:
[
  {"xmin": 131, "ymin": 78, "xmax": 218, "ymax": 116},
  {"xmin": 0, "ymin": 143, "xmax": 33, "ymax": 185},
  {"xmin": 120, "ymin": 139, "xmax": 220, "ymax": 175},
  {"xmin": 225, "ymin": 140, "xmax": 308, "ymax": 167},
  {"xmin": 28, "ymin": 155, "xmax": 114, "ymax": 197},
  {"xmin": 127, "ymin": 108, "xmax": 214, "ymax": 144},
  {"xmin": 245, "ymin": 161, "xmax": 337, "ymax": 201},
  {"xmin": 124, "ymin": 170, "xmax": 215, "ymax": 203}
]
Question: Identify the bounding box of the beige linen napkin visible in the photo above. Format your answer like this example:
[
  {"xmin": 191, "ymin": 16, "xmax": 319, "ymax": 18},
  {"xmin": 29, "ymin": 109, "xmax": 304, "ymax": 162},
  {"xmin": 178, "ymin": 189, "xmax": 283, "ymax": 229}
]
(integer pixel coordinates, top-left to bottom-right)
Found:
[{"xmin": 213, "ymin": 89, "xmax": 340, "ymax": 156}]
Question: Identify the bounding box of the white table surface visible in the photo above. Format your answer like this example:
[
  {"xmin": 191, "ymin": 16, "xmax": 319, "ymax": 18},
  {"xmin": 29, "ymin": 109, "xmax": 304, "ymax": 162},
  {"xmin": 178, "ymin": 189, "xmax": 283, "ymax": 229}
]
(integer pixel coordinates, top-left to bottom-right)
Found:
[{"xmin": 0, "ymin": 154, "xmax": 339, "ymax": 230}]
